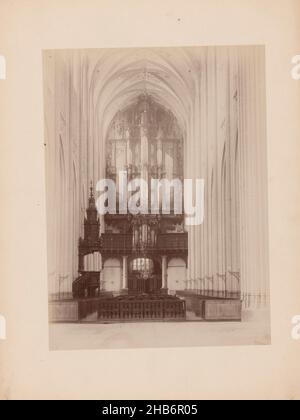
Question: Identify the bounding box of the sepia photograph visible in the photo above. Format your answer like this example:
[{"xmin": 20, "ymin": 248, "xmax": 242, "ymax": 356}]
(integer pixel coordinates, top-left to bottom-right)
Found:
[{"xmin": 1, "ymin": 0, "xmax": 300, "ymax": 402}]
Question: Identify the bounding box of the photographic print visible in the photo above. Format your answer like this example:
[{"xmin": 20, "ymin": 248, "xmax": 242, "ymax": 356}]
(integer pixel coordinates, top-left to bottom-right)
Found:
[{"xmin": 44, "ymin": 46, "xmax": 271, "ymax": 350}]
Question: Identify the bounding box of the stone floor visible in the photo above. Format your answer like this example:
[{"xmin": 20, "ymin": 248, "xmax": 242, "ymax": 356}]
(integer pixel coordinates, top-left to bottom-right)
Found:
[{"xmin": 49, "ymin": 310, "xmax": 271, "ymax": 350}]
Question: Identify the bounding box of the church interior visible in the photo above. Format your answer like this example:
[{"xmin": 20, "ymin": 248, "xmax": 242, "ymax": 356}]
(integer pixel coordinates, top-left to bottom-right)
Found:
[{"xmin": 44, "ymin": 46, "xmax": 270, "ymax": 324}]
